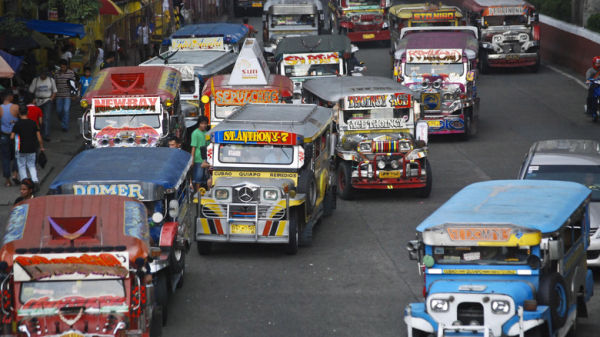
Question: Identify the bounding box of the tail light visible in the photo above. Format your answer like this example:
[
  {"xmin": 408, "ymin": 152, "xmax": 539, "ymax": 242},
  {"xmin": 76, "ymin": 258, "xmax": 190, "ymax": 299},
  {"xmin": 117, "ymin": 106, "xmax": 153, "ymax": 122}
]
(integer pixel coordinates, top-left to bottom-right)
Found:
[
  {"xmin": 298, "ymin": 146, "xmax": 305, "ymax": 168},
  {"xmin": 533, "ymin": 25, "xmax": 540, "ymax": 41},
  {"xmin": 341, "ymin": 0, "xmax": 347, "ymax": 7},
  {"xmin": 421, "ymin": 265, "xmax": 427, "ymax": 297}
]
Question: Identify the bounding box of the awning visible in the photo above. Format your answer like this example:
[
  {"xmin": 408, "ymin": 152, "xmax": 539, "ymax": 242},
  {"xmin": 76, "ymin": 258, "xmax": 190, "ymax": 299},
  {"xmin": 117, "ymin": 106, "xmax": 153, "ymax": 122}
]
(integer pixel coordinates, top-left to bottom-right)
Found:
[
  {"xmin": 25, "ymin": 19, "xmax": 85, "ymax": 38},
  {"xmin": 0, "ymin": 50, "xmax": 23, "ymax": 72}
]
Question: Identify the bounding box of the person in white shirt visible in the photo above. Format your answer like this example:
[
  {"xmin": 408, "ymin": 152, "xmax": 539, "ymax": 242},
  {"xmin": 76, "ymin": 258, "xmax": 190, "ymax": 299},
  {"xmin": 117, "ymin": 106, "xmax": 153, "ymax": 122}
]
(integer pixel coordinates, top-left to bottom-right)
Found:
[
  {"xmin": 94, "ymin": 40, "xmax": 104, "ymax": 71},
  {"xmin": 28, "ymin": 70, "xmax": 57, "ymax": 141},
  {"xmin": 61, "ymin": 45, "xmax": 73, "ymax": 65}
]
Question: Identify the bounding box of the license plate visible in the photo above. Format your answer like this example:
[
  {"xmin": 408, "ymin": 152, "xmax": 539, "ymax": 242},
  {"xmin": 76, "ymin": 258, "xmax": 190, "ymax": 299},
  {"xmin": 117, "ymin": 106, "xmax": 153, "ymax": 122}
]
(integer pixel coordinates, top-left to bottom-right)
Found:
[
  {"xmin": 252, "ymin": 2, "xmax": 262, "ymax": 7},
  {"xmin": 231, "ymin": 224, "xmax": 256, "ymax": 234},
  {"xmin": 427, "ymin": 120, "xmax": 442, "ymax": 127},
  {"xmin": 507, "ymin": 54, "xmax": 520, "ymax": 60},
  {"xmin": 363, "ymin": 34, "xmax": 375, "ymax": 39},
  {"xmin": 379, "ymin": 170, "xmax": 401, "ymax": 178}
]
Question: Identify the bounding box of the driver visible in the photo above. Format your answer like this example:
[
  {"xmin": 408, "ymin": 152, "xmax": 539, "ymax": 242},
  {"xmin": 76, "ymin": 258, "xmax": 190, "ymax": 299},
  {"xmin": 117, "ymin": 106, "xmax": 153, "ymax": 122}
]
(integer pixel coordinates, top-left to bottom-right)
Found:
[{"xmin": 585, "ymin": 56, "xmax": 600, "ymax": 116}]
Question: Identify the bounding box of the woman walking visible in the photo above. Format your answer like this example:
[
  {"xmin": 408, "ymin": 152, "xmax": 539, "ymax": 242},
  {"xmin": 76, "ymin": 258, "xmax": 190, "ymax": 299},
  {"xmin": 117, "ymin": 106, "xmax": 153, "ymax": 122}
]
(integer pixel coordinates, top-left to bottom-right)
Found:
[
  {"xmin": 11, "ymin": 105, "xmax": 44, "ymax": 188},
  {"xmin": 0, "ymin": 91, "xmax": 19, "ymax": 187}
]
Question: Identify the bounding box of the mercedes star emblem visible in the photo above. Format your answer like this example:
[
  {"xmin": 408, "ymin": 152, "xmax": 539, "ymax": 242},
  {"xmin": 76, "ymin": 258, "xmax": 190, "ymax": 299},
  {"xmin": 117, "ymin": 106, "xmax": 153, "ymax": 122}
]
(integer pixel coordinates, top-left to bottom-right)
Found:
[{"xmin": 238, "ymin": 187, "xmax": 254, "ymax": 202}]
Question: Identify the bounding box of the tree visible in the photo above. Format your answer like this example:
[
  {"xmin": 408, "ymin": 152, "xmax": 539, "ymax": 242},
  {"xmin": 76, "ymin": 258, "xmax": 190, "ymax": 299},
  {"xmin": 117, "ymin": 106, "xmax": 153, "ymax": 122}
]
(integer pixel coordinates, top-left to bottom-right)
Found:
[{"xmin": 60, "ymin": 0, "xmax": 100, "ymax": 24}]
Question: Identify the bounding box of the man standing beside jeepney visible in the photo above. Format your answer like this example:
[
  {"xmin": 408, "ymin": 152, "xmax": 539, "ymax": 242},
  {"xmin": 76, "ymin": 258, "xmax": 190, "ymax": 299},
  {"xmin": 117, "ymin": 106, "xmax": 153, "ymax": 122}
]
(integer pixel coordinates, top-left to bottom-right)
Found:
[{"xmin": 191, "ymin": 116, "xmax": 210, "ymax": 190}]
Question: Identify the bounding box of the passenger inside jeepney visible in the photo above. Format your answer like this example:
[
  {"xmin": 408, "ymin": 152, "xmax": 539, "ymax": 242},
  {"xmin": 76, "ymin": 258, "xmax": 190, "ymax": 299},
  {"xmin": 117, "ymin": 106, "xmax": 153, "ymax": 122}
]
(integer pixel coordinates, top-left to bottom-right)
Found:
[
  {"xmin": 432, "ymin": 246, "xmax": 530, "ymax": 265},
  {"xmin": 219, "ymin": 144, "xmax": 294, "ymax": 165},
  {"xmin": 180, "ymin": 80, "xmax": 196, "ymax": 94},
  {"xmin": 272, "ymin": 14, "xmax": 315, "ymax": 26},
  {"xmin": 405, "ymin": 63, "xmax": 464, "ymax": 78}
]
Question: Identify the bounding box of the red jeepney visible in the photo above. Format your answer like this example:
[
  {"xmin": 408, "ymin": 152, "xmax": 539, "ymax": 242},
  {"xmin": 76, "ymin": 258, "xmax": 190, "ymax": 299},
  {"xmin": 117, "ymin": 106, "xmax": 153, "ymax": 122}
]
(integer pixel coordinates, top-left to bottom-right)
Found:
[
  {"xmin": 80, "ymin": 66, "xmax": 183, "ymax": 148},
  {"xmin": 447, "ymin": 0, "xmax": 540, "ymax": 72},
  {"xmin": 201, "ymin": 39, "xmax": 293, "ymax": 127},
  {"xmin": 328, "ymin": 0, "xmax": 391, "ymax": 42},
  {"xmin": 0, "ymin": 195, "xmax": 160, "ymax": 337}
]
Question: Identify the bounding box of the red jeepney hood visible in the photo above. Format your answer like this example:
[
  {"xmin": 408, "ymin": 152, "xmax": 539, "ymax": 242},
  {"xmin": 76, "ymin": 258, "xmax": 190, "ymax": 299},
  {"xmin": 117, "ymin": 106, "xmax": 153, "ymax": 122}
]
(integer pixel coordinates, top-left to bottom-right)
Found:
[{"xmin": 202, "ymin": 74, "xmax": 293, "ymax": 98}]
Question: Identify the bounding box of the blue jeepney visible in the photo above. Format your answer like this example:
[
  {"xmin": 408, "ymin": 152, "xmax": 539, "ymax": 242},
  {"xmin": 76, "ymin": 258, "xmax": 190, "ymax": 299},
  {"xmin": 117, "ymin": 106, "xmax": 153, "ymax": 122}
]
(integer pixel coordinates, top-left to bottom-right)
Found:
[
  {"xmin": 405, "ymin": 180, "xmax": 594, "ymax": 337},
  {"xmin": 48, "ymin": 147, "xmax": 193, "ymax": 325},
  {"xmin": 141, "ymin": 23, "xmax": 249, "ymax": 129}
]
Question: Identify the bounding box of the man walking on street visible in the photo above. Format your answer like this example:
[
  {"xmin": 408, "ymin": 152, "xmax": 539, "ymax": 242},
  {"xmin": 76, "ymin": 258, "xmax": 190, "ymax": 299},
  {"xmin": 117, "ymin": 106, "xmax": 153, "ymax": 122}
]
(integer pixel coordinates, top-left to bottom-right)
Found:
[
  {"xmin": 54, "ymin": 59, "xmax": 76, "ymax": 132},
  {"xmin": 1, "ymin": 91, "xmax": 19, "ymax": 187},
  {"xmin": 25, "ymin": 93, "xmax": 43, "ymax": 129},
  {"xmin": 11, "ymin": 105, "xmax": 44, "ymax": 187},
  {"xmin": 29, "ymin": 70, "xmax": 56, "ymax": 141}
]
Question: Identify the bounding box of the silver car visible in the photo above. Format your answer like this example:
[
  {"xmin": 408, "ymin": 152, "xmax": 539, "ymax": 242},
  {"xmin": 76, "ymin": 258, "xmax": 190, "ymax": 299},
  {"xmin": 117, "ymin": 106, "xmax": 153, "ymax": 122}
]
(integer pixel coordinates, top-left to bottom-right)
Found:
[{"xmin": 517, "ymin": 139, "xmax": 600, "ymax": 267}]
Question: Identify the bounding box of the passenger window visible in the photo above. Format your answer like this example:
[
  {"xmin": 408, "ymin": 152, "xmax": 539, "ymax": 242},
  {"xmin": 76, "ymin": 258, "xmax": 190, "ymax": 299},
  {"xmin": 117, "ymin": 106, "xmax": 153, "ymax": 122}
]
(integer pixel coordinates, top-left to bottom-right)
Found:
[
  {"xmin": 562, "ymin": 227, "xmax": 573, "ymax": 252},
  {"xmin": 314, "ymin": 135, "xmax": 321, "ymax": 158}
]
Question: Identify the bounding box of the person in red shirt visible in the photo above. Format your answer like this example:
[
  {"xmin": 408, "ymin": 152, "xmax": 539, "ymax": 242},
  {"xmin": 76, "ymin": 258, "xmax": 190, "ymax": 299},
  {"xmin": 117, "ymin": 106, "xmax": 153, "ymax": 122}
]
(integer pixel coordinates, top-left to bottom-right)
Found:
[
  {"xmin": 24, "ymin": 93, "xmax": 42, "ymax": 129},
  {"xmin": 243, "ymin": 18, "xmax": 256, "ymax": 37}
]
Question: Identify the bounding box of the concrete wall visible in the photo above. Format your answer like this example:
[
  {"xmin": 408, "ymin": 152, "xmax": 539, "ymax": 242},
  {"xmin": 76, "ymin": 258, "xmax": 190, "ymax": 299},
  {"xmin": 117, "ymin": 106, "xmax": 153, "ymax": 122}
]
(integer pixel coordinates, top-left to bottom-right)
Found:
[{"xmin": 540, "ymin": 14, "xmax": 600, "ymax": 76}]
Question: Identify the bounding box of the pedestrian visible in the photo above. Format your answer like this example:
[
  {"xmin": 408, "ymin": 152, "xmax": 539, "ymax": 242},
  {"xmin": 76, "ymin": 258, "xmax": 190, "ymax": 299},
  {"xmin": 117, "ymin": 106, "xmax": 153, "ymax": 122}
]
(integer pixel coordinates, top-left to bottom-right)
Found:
[
  {"xmin": 25, "ymin": 93, "xmax": 43, "ymax": 129},
  {"xmin": 11, "ymin": 104, "xmax": 44, "ymax": 188},
  {"xmin": 190, "ymin": 116, "xmax": 210, "ymax": 189},
  {"xmin": 168, "ymin": 136, "xmax": 182, "ymax": 149},
  {"xmin": 243, "ymin": 18, "xmax": 257, "ymax": 37},
  {"xmin": 29, "ymin": 70, "xmax": 56, "ymax": 141},
  {"xmin": 61, "ymin": 44, "xmax": 73, "ymax": 65},
  {"xmin": 14, "ymin": 178, "xmax": 35, "ymax": 204},
  {"xmin": 137, "ymin": 19, "xmax": 153, "ymax": 61},
  {"xmin": 54, "ymin": 59, "xmax": 76, "ymax": 133},
  {"xmin": 79, "ymin": 66, "xmax": 92, "ymax": 97},
  {"xmin": 0, "ymin": 91, "xmax": 20, "ymax": 186},
  {"xmin": 101, "ymin": 52, "xmax": 116, "ymax": 69},
  {"xmin": 94, "ymin": 40, "xmax": 105, "ymax": 72}
]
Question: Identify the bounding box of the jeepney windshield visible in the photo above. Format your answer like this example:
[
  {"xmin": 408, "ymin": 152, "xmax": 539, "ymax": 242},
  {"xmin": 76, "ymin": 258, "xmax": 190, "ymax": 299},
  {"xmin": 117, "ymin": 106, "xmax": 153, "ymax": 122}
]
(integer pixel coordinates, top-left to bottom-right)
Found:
[
  {"xmin": 411, "ymin": 21, "xmax": 457, "ymax": 27},
  {"xmin": 484, "ymin": 15, "xmax": 527, "ymax": 26},
  {"xmin": 347, "ymin": 0, "xmax": 379, "ymax": 7},
  {"xmin": 432, "ymin": 246, "xmax": 530, "ymax": 265},
  {"xmin": 342, "ymin": 108, "xmax": 410, "ymax": 123},
  {"xmin": 181, "ymin": 80, "xmax": 196, "ymax": 94},
  {"xmin": 525, "ymin": 165, "xmax": 600, "ymax": 201},
  {"xmin": 271, "ymin": 14, "xmax": 316, "ymax": 26},
  {"xmin": 94, "ymin": 114, "xmax": 161, "ymax": 130},
  {"xmin": 219, "ymin": 144, "xmax": 294, "ymax": 165},
  {"xmin": 405, "ymin": 63, "xmax": 464, "ymax": 77},
  {"xmin": 215, "ymin": 105, "xmax": 240, "ymax": 119},
  {"xmin": 284, "ymin": 63, "xmax": 341, "ymax": 77},
  {"xmin": 20, "ymin": 280, "xmax": 126, "ymax": 304}
]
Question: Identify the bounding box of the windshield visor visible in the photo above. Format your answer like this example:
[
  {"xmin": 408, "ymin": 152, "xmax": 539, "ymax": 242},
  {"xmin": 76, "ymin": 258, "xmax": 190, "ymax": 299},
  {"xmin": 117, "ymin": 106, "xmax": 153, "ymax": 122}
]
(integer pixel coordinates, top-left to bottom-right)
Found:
[
  {"xmin": 405, "ymin": 63, "xmax": 464, "ymax": 77},
  {"xmin": 484, "ymin": 15, "xmax": 527, "ymax": 26},
  {"xmin": 214, "ymin": 105, "xmax": 240, "ymax": 119},
  {"xmin": 94, "ymin": 114, "xmax": 161, "ymax": 130},
  {"xmin": 525, "ymin": 165, "xmax": 600, "ymax": 201},
  {"xmin": 20, "ymin": 279, "xmax": 126, "ymax": 306},
  {"xmin": 432, "ymin": 246, "xmax": 531, "ymax": 265},
  {"xmin": 271, "ymin": 14, "xmax": 316, "ymax": 27},
  {"xmin": 342, "ymin": 108, "xmax": 410, "ymax": 123},
  {"xmin": 284, "ymin": 63, "xmax": 341, "ymax": 77},
  {"xmin": 219, "ymin": 144, "xmax": 294, "ymax": 165}
]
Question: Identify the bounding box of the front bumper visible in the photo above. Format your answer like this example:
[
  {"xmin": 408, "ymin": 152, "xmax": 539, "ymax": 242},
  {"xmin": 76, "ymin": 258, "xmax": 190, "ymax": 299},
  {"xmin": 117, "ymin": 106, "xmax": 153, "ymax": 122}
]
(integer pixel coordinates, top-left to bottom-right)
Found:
[
  {"xmin": 424, "ymin": 115, "xmax": 466, "ymax": 135},
  {"xmin": 347, "ymin": 29, "xmax": 390, "ymax": 42},
  {"xmin": 587, "ymin": 234, "xmax": 600, "ymax": 266},
  {"xmin": 486, "ymin": 53, "xmax": 539, "ymax": 67},
  {"xmin": 343, "ymin": 155, "xmax": 427, "ymax": 190}
]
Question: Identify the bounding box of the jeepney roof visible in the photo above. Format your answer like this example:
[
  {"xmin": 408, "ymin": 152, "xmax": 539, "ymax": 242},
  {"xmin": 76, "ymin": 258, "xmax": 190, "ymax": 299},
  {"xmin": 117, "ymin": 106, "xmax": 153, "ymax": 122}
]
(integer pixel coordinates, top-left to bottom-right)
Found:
[
  {"xmin": 49, "ymin": 148, "xmax": 192, "ymax": 200},
  {"xmin": 302, "ymin": 76, "xmax": 414, "ymax": 102},
  {"xmin": 170, "ymin": 23, "xmax": 248, "ymax": 43},
  {"xmin": 208, "ymin": 103, "xmax": 332, "ymax": 142},
  {"xmin": 416, "ymin": 180, "xmax": 590, "ymax": 234},
  {"xmin": 528, "ymin": 139, "xmax": 600, "ymax": 166},
  {"xmin": 274, "ymin": 35, "xmax": 352, "ymax": 59},
  {"xmin": 0, "ymin": 195, "xmax": 150, "ymax": 267},
  {"xmin": 264, "ymin": 0, "xmax": 322, "ymax": 12},
  {"xmin": 459, "ymin": 0, "xmax": 533, "ymax": 12},
  {"xmin": 83, "ymin": 66, "xmax": 181, "ymax": 101},
  {"xmin": 202, "ymin": 74, "xmax": 293, "ymax": 97},
  {"xmin": 140, "ymin": 50, "xmax": 238, "ymax": 77},
  {"xmin": 389, "ymin": 3, "xmax": 463, "ymax": 18}
]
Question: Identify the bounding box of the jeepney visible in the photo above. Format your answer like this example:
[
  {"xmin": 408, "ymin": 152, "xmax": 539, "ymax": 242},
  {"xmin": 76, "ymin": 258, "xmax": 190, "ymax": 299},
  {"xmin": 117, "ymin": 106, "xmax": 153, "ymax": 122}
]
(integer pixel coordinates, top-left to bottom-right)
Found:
[
  {"xmin": 302, "ymin": 76, "xmax": 431, "ymax": 199},
  {"xmin": 48, "ymin": 147, "xmax": 193, "ymax": 325},
  {"xmin": 328, "ymin": 0, "xmax": 391, "ymax": 42},
  {"xmin": 202, "ymin": 38, "xmax": 293, "ymax": 127},
  {"xmin": 389, "ymin": 3, "xmax": 463, "ymax": 57},
  {"xmin": 234, "ymin": 0, "xmax": 265, "ymax": 17},
  {"xmin": 405, "ymin": 180, "xmax": 594, "ymax": 337},
  {"xmin": 142, "ymin": 23, "xmax": 249, "ymax": 129},
  {"xmin": 0, "ymin": 195, "xmax": 161, "ymax": 337},
  {"xmin": 446, "ymin": 0, "xmax": 540, "ymax": 72},
  {"xmin": 262, "ymin": 0, "xmax": 324, "ymax": 56},
  {"xmin": 393, "ymin": 27, "xmax": 480, "ymax": 139},
  {"xmin": 196, "ymin": 104, "xmax": 335, "ymax": 255},
  {"xmin": 80, "ymin": 66, "xmax": 183, "ymax": 148},
  {"xmin": 274, "ymin": 35, "xmax": 353, "ymax": 99}
]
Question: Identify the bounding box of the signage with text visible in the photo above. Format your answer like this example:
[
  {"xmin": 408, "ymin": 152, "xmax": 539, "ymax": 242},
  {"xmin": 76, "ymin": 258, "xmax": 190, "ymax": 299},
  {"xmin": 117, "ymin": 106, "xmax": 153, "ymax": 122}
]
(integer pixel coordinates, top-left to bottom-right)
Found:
[
  {"xmin": 214, "ymin": 89, "xmax": 280, "ymax": 106},
  {"xmin": 283, "ymin": 52, "xmax": 340, "ymax": 66},
  {"xmin": 214, "ymin": 130, "xmax": 298, "ymax": 145},
  {"xmin": 484, "ymin": 6, "xmax": 525, "ymax": 16},
  {"xmin": 406, "ymin": 49, "xmax": 462, "ymax": 63},
  {"xmin": 412, "ymin": 11, "xmax": 456, "ymax": 21},
  {"xmin": 343, "ymin": 93, "xmax": 411, "ymax": 110},
  {"xmin": 171, "ymin": 37, "xmax": 225, "ymax": 50}
]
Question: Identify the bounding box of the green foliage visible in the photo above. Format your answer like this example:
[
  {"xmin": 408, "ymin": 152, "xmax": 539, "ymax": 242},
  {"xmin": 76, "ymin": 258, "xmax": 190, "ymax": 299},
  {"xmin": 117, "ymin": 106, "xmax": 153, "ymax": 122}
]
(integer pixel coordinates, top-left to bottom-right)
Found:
[
  {"xmin": 61, "ymin": 0, "xmax": 100, "ymax": 24},
  {"xmin": 0, "ymin": 16, "xmax": 29, "ymax": 37},
  {"xmin": 529, "ymin": 0, "xmax": 572, "ymax": 23},
  {"xmin": 588, "ymin": 13, "xmax": 600, "ymax": 33}
]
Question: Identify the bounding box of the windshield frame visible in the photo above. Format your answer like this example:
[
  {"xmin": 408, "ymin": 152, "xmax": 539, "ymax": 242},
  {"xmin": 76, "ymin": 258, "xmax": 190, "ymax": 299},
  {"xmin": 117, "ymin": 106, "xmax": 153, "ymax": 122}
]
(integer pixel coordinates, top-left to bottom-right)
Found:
[
  {"xmin": 217, "ymin": 144, "xmax": 296, "ymax": 166},
  {"xmin": 269, "ymin": 13, "xmax": 317, "ymax": 27},
  {"xmin": 404, "ymin": 62, "xmax": 465, "ymax": 78},
  {"xmin": 431, "ymin": 245, "xmax": 531, "ymax": 265},
  {"xmin": 93, "ymin": 114, "xmax": 162, "ymax": 130}
]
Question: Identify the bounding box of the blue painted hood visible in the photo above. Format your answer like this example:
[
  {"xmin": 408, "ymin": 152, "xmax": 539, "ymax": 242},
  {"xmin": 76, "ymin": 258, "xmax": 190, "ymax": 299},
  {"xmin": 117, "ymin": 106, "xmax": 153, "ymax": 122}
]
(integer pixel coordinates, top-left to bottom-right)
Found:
[{"xmin": 429, "ymin": 279, "xmax": 534, "ymax": 305}]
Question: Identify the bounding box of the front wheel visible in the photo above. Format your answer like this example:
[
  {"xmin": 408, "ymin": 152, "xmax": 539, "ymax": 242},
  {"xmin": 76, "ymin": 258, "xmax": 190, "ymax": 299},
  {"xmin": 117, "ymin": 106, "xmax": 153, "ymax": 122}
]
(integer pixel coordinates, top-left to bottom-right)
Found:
[
  {"xmin": 538, "ymin": 272, "xmax": 569, "ymax": 330},
  {"xmin": 480, "ymin": 51, "xmax": 490, "ymax": 74},
  {"xmin": 197, "ymin": 241, "xmax": 212, "ymax": 255},
  {"xmin": 285, "ymin": 208, "xmax": 299, "ymax": 255},
  {"xmin": 460, "ymin": 112, "xmax": 473, "ymax": 141},
  {"xmin": 155, "ymin": 273, "xmax": 169, "ymax": 326},
  {"xmin": 415, "ymin": 160, "xmax": 432, "ymax": 198},
  {"xmin": 149, "ymin": 306, "xmax": 163, "ymax": 337},
  {"xmin": 337, "ymin": 162, "xmax": 354, "ymax": 200}
]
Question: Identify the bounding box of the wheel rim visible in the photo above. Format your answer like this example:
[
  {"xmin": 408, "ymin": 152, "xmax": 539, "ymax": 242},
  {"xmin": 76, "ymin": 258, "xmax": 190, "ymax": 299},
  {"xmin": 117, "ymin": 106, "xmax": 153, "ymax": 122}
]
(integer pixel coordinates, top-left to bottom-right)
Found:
[
  {"xmin": 174, "ymin": 248, "xmax": 182, "ymax": 261},
  {"xmin": 555, "ymin": 283, "xmax": 567, "ymax": 317}
]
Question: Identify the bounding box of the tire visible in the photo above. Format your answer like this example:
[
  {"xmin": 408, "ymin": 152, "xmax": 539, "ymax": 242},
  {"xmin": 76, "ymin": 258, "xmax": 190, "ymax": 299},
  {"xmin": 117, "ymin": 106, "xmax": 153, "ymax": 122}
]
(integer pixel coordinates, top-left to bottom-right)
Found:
[
  {"xmin": 197, "ymin": 241, "xmax": 212, "ymax": 255},
  {"xmin": 297, "ymin": 170, "xmax": 317, "ymax": 214},
  {"xmin": 460, "ymin": 112, "xmax": 472, "ymax": 141},
  {"xmin": 337, "ymin": 161, "xmax": 354, "ymax": 200},
  {"xmin": 524, "ymin": 325, "xmax": 546, "ymax": 337},
  {"xmin": 538, "ymin": 272, "xmax": 569, "ymax": 330},
  {"xmin": 415, "ymin": 160, "xmax": 432, "ymax": 198},
  {"xmin": 411, "ymin": 329, "xmax": 429, "ymax": 337},
  {"xmin": 155, "ymin": 273, "xmax": 169, "ymax": 326},
  {"xmin": 149, "ymin": 306, "xmax": 163, "ymax": 337},
  {"xmin": 530, "ymin": 53, "xmax": 541, "ymax": 73},
  {"xmin": 340, "ymin": 27, "xmax": 349, "ymax": 35},
  {"xmin": 285, "ymin": 208, "xmax": 299, "ymax": 255},
  {"xmin": 480, "ymin": 51, "xmax": 490, "ymax": 74},
  {"xmin": 323, "ymin": 186, "xmax": 336, "ymax": 217},
  {"xmin": 168, "ymin": 247, "xmax": 185, "ymax": 289}
]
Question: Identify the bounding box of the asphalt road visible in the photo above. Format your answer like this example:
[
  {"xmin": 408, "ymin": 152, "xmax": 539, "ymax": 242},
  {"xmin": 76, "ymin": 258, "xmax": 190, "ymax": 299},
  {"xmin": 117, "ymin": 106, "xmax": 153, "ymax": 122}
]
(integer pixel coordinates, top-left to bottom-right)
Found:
[{"xmin": 1, "ymin": 15, "xmax": 599, "ymax": 337}]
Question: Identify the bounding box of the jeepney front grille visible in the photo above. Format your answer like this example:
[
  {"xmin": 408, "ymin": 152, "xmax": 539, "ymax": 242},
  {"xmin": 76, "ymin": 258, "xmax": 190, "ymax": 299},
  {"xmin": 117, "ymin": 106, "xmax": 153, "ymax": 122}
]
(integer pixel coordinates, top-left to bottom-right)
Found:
[
  {"xmin": 229, "ymin": 205, "xmax": 286, "ymax": 220},
  {"xmin": 372, "ymin": 141, "xmax": 411, "ymax": 153},
  {"xmin": 499, "ymin": 42, "xmax": 524, "ymax": 53},
  {"xmin": 202, "ymin": 205, "xmax": 222, "ymax": 218},
  {"xmin": 234, "ymin": 187, "xmax": 259, "ymax": 203},
  {"xmin": 457, "ymin": 302, "xmax": 484, "ymax": 326},
  {"xmin": 421, "ymin": 92, "xmax": 441, "ymax": 111}
]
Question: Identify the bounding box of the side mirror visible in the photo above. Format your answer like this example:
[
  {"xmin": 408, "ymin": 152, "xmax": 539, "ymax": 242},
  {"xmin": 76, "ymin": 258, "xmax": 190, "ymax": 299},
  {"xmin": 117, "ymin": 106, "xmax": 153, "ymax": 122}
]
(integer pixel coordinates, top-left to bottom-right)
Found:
[
  {"xmin": 415, "ymin": 120, "xmax": 428, "ymax": 145},
  {"xmin": 479, "ymin": 17, "xmax": 486, "ymax": 28},
  {"xmin": 547, "ymin": 240, "xmax": 563, "ymax": 260},
  {"xmin": 406, "ymin": 240, "xmax": 421, "ymax": 260},
  {"xmin": 466, "ymin": 70, "xmax": 475, "ymax": 82}
]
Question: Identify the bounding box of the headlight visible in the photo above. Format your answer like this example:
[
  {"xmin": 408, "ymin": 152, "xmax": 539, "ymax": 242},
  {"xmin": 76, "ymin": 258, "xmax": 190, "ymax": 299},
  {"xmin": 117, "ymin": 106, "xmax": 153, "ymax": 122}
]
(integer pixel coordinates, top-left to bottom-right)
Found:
[
  {"xmin": 406, "ymin": 150, "xmax": 426, "ymax": 160},
  {"xmin": 430, "ymin": 299, "xmax": 449, "ymax": 312},
  {"xmin": 359, "ymin": 142, "xmax": 372, "ymax": 152},
  {"xmin": 263, "ymin": 189, "xmax": 278, "ymax": 200},
  {"xmin": 493, "ymin": 35, "xmax": 503, "ymax": 43},
  {"xmin": 443, "ymin": 93, "xmax": 453, "ymax": 100},
  {"xmin": 215, "ymin": 188, "xmax": 229, "ymax": 200},
  {"xmin": 377, "ymin": 160, "xmax": 386, "ymax": 170},
  {"xmin": 390, "ymin": 160, "xmax": 399, "ymax": 169},
  {"xmin": 519, "ymin": 33, "xmax": 529, "ymax": 41},
  {"xmin": 491, "ymin": 300, "xmax": 510, "ymax": 314}
]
